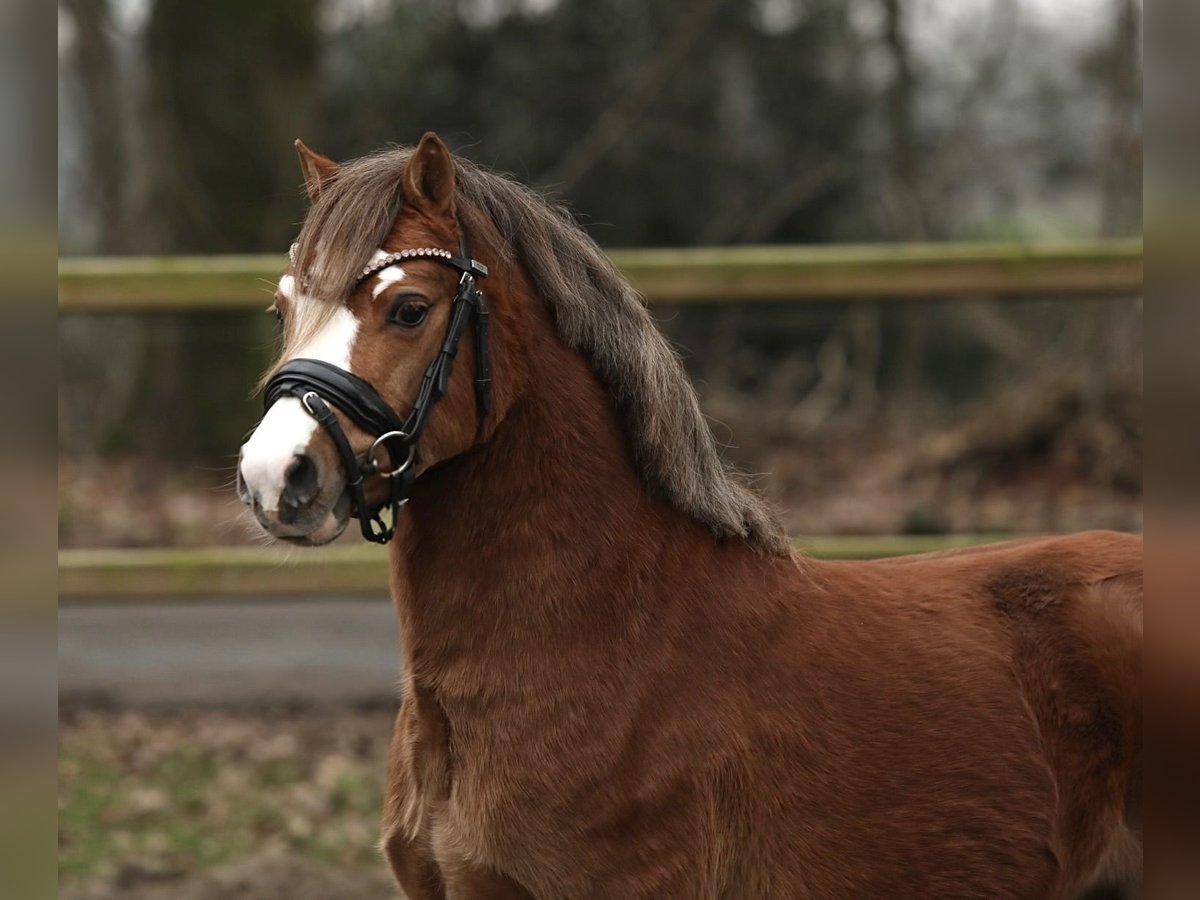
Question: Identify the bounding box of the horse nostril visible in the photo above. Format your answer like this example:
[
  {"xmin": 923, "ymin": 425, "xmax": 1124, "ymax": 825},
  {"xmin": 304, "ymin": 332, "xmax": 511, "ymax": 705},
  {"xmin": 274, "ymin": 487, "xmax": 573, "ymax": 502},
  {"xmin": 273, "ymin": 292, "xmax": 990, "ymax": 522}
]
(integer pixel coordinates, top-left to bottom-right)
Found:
[{"xmin": 281, "ymin": 453, "xmax": 319, "ymax": 511}]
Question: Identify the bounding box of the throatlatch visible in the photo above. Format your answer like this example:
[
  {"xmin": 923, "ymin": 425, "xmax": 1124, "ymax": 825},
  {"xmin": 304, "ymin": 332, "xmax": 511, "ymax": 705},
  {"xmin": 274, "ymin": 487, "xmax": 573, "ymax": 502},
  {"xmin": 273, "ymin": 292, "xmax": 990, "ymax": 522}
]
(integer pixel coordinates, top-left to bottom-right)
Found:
[{"xmin": 262, "ymin": 228, "xmax": 490, "ymax": 544}]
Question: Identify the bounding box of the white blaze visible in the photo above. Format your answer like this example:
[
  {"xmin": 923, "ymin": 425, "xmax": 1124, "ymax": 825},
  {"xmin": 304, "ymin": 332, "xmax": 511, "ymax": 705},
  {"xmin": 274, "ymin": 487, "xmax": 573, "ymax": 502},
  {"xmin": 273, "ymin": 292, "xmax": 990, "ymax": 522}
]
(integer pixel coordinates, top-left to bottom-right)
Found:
[
  {"xmin": 239, "ymin": 274, "xmax": 360, "ymax": 510},
  {"xmin": 371, "ymin": 265, "xmax": 406, "ymax": 299},
  {"xmin": 292, "ymin": 304, "xmax": 359, "ymax": 369},
  {"xmin": 364, "ymin": 249, "xmax": 407, "ymax": 300}
]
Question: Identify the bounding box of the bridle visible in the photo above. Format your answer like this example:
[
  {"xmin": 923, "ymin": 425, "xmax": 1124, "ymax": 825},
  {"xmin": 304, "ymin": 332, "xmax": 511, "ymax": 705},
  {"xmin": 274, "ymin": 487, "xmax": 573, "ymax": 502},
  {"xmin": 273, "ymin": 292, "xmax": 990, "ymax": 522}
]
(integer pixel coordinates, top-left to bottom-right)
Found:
[{"xmin": 262, "ymin": 227, "xmax": 490, "ymax": 544}]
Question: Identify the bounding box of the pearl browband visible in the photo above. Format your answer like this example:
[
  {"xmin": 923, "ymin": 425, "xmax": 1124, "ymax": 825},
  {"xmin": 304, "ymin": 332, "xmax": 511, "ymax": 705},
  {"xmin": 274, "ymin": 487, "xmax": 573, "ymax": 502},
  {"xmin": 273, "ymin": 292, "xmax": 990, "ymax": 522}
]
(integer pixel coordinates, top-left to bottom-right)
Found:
[
  {"xmin": 358, "ymin": 247, "xmax": 457, "ymax": 284},
  {"xmin": 284, "ymin": 243, "xmax": 488, "ymax": 294}
]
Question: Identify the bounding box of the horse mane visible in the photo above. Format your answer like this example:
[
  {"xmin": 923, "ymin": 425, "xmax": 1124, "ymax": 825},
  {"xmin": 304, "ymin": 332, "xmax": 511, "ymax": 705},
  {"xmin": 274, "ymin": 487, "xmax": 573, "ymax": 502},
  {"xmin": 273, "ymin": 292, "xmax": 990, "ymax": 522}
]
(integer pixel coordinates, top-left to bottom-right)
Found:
[{"xmin": 293, "ymin": 146, "xmax": 790, "ymax": 556}]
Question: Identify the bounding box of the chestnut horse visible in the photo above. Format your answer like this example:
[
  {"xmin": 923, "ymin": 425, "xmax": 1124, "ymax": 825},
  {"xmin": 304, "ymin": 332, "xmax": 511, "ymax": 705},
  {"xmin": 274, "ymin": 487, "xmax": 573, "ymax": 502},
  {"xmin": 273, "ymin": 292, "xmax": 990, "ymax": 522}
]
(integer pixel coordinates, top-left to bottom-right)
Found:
[{"xmin": 237, "ymin": 133, "xmax": 1142, "ymax": 898}]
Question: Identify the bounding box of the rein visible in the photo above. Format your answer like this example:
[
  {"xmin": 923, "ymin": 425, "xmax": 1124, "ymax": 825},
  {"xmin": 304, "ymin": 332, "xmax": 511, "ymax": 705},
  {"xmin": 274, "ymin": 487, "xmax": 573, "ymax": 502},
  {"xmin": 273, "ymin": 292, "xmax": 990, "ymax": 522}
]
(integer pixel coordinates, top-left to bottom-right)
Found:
[{"xmin": 262, "ymin": 228, "xmax": 490, "ymax": 544}]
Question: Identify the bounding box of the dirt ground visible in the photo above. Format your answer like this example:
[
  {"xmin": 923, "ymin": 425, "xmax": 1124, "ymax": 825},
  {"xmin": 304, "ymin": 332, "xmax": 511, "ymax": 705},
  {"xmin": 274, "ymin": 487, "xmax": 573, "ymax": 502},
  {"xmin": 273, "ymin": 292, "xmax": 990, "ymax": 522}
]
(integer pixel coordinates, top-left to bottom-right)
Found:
[
  {"xmin": 59, "ymin": 706, "xmax": 402, "ymax": 899},
  {"xmin": 62, "ymin": 851, "xmax": 398, "ymax": 900}
]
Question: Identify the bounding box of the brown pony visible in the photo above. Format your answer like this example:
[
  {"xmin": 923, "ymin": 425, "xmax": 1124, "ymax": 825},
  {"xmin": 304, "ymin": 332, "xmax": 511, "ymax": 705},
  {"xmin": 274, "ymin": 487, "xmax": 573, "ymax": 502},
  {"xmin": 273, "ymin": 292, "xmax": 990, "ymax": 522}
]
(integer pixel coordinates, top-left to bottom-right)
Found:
[{"xmin": 237, "ymin": 133, "xmax": 1142, "ymax": 898}]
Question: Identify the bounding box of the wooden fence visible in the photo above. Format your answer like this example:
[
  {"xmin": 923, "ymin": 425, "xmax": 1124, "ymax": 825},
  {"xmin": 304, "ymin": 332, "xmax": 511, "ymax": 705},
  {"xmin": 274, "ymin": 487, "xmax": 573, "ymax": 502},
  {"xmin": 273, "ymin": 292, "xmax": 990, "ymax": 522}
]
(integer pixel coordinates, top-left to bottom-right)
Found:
[
  {"xmin": 58, "ymin": 239, "xmax": 1142, "ymax": 312},
  {"xmin": 58, "ymin": 239, "xmax": 1142, "ymax": 601},
  {"xmin": 58, "ymin": 535, "xmax": 1024, "ymax": 603}
]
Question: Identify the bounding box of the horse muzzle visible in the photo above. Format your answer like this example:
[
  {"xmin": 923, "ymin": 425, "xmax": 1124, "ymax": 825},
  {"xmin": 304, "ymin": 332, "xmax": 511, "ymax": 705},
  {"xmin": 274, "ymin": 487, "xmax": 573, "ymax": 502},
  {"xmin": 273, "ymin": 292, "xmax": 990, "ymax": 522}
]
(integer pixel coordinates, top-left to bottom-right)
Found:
[{"xmin": 236, "ymin": 399, "xmax": 353, "ymax": 544}]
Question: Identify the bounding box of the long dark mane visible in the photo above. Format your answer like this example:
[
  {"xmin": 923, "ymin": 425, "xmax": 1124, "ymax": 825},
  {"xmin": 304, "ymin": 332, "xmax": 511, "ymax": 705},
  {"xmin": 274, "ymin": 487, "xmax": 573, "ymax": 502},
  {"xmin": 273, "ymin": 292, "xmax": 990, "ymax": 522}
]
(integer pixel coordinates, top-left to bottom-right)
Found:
[{"xmin": 293, "ymin": 146, "xmax": 789, "ymax": 554}]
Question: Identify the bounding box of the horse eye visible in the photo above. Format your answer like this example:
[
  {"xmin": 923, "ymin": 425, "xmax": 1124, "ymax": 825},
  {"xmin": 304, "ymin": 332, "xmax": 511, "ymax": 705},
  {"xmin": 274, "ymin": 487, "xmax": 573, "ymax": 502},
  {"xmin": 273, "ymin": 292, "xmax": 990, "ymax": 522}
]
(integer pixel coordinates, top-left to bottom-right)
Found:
[
  {"xmin": 273, "ymin": 308, "xmax": 283, "ymax": 325},
  {"xmin": 390, "ymin": 300, "xmax": 429, "ymax": 328}
]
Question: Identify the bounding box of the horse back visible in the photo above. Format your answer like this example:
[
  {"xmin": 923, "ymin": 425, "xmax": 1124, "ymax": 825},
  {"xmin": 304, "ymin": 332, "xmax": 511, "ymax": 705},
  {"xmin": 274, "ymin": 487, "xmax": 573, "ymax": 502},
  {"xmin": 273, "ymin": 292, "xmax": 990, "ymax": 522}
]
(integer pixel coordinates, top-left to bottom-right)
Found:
[{"xmin": 820, "ymin": 530, "xmax": 1142, "ymax": 896}]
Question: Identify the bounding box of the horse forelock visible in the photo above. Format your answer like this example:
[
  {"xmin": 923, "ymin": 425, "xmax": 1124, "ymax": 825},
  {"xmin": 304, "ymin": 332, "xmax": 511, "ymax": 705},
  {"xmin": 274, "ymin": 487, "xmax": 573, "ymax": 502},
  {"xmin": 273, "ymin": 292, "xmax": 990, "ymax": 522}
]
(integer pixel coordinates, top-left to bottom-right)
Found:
[{"xmin": 286, "ymin": 145, "xmax": 790, "ymax": 555}]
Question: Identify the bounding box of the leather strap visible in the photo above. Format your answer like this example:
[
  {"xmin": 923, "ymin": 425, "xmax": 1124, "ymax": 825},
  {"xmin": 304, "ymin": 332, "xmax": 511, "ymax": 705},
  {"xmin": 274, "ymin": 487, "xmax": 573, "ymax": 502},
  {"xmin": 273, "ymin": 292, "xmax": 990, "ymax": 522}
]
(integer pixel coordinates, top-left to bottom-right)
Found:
[
  {"xmin": 295, "ymin": 390, "xmax": 395, "ymax": 542},
  {"xmin": 264, "ymin": 360, "xmax": 407, "ymax": 438}
]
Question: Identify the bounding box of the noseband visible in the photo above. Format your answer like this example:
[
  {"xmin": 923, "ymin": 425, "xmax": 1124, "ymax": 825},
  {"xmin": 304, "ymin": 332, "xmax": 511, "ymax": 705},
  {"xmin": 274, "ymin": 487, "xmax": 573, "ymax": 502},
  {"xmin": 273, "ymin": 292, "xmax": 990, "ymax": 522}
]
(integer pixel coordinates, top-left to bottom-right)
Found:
[{"xmin": 262, "ymin": 228, "xmax": 490, "ymax": 544}]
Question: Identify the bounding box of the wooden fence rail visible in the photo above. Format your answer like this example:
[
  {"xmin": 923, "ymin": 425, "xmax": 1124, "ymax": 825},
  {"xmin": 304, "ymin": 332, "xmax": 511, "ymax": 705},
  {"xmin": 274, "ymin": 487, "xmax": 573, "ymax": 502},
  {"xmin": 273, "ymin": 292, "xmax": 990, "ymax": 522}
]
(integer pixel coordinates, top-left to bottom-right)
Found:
[
  {"xmin": 58, "ymin": 239, "xmax": 1142, "ymax": 313},
  {"xmin": 59, "ymin": 535, "xmax": 1023, "ymax": 602}
]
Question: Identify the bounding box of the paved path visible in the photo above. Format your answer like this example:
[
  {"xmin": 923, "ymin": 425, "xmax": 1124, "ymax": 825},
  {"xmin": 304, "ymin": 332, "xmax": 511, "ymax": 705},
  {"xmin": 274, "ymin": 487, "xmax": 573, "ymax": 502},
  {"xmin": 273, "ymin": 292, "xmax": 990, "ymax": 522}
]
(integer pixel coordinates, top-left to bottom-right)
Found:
[{"xmin": 59, "ymin": 598, "xmax": 402, "ymax": 706}]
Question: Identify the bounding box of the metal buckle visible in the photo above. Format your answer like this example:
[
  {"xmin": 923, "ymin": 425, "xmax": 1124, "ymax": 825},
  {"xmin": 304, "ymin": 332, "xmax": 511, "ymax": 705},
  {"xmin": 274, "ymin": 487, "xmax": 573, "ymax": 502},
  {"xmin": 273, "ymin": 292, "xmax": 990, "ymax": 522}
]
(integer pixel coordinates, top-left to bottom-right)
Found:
[
  {"xmin": 300, "ymin": 391, "xmax": 320, "ymax": 416},
  {"xmin": 368, "ymin": 431, "xmax": 415, "ymax": 478}
]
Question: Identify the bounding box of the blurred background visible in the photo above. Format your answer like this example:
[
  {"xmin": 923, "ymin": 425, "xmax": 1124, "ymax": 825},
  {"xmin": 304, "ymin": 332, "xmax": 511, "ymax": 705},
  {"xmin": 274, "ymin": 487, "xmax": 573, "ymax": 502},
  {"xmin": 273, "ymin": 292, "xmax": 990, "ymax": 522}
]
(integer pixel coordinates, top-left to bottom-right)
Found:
[{"xmin": 57, "ymin": 0, "xmax": 1142, "ymax": 896}]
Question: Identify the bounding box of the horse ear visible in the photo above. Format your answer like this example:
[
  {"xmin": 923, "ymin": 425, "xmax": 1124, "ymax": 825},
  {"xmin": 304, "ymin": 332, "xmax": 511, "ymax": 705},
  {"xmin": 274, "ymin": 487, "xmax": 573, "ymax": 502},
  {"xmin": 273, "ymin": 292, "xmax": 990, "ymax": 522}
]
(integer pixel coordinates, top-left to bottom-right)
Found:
[
  {"xmin": 402, "ymin": 132, "xmax": 456, "ymax": 219},
  {"xmin": 295, "ymin": 139, "xmax": 338, "ymax": 202}
]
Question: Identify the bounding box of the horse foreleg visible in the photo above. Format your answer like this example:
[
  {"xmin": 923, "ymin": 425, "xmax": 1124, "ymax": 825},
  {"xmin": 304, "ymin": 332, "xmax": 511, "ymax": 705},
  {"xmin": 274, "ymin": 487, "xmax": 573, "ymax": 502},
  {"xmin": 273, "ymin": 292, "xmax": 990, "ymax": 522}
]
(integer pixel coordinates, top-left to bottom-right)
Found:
[
  {"xmin": 382, "ymin": 826, "xmax": 445, "ymax": 900},
  {"xmin": 381, "ymin": 693, "xmax": 451, "ymax": 899}
]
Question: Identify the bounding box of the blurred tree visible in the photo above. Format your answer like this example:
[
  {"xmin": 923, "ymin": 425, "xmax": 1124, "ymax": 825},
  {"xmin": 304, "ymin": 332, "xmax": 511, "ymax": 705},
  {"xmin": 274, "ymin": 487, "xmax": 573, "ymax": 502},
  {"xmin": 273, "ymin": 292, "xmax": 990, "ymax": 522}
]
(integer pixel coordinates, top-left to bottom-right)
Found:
[
  {"xmin": 60, "ymin": 0, "xmax": 130, "ymax": 253},
  {"xmin": 879, "ymin": 0, "xmax": 926, "ymax": 406},
  {"xmin": 879, "ymin": 0, "xmax": 921, "ymax": 237},
  {"xmin": 322, "ymin": 0, "xmax": 866, "ymax": 248},
  {"xmin": 133, "ymin": 0, "xmax": 322, "ymax": 458},
  {"xmin": 1094, "ymin": 0, "xmax": 1142, "ymax": 238},
  {"xmin": 143, "ymin": 0, "xmax": 321, "ymax": 252},
  {"xmin": 59, "ymin": 0, "xmax": 144, "ymax": 459},
  {"xmin": 317, "ymin": 0, "xmax": 869, "ymax": 411},
  {"xmin": 56, "ymin": 0, "xmax": 1141, "ymax": 481},
  {"xmin": 1077, "ymin": 0, "xmax": 1142, "ymax": 417}
]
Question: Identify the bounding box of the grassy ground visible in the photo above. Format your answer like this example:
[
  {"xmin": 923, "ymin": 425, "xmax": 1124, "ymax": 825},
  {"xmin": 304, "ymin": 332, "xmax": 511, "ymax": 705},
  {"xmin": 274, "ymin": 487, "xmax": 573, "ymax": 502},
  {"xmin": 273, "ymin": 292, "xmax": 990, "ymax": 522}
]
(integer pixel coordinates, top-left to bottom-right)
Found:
[{"xmin": 59, "ymin": 706, "xmax": 399, "ymax": 898}]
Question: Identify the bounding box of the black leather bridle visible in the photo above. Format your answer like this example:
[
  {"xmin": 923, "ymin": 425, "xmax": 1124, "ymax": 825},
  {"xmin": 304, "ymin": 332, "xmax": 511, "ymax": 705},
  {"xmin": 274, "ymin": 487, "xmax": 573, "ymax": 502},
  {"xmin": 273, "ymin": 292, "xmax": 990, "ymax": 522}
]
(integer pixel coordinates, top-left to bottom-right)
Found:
[{"xmin": 262, "ymin": 228, "xmax": 490, "ymax": 544}]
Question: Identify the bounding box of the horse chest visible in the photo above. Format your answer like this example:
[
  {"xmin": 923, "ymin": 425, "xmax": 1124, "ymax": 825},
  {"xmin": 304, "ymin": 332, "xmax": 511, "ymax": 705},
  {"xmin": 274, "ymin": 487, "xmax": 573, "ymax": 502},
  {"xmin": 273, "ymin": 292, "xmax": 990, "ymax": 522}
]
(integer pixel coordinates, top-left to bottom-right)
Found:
[{"xmin": 390, "ymin": 692, "xmax": 643, "ymax": 898}]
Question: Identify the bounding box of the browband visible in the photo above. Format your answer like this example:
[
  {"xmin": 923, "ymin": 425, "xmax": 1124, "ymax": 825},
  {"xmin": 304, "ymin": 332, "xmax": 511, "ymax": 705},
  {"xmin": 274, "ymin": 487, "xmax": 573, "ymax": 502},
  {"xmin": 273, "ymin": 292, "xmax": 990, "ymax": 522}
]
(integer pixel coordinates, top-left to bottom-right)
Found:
[{"xmin": 358, "ymin": 246, "xmax": 488, "ymax": 285}]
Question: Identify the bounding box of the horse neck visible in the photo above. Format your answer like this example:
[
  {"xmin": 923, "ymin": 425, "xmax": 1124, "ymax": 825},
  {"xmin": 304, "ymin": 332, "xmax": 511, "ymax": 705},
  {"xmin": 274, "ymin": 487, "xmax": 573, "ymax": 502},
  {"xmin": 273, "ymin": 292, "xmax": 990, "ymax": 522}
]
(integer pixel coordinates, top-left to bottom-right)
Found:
[{"xmin": 390, "ymin": 317, "xmax": 689, "ymax": 677}]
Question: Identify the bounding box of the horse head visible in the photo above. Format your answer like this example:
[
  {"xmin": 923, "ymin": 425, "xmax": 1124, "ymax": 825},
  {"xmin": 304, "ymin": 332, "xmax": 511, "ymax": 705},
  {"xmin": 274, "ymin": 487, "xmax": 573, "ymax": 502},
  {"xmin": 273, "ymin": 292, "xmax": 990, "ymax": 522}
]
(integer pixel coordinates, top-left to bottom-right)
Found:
[{"xmin": 237, "ymin": 133, "xmax": 522, "ymax": 545}]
